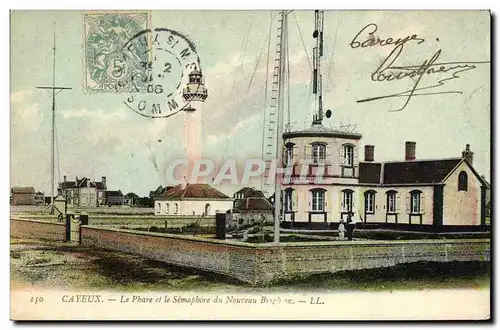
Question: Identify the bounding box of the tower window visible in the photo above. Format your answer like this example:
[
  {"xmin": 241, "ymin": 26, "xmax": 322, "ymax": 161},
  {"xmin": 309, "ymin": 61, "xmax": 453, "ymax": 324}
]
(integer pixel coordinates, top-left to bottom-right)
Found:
[
  {"xmin": 312, "ymin": 143, "xmax": 326, "ymax": 164},
  {"xmin": 343, "ymin": 145, "xmax": 354, "ymax": 167}
]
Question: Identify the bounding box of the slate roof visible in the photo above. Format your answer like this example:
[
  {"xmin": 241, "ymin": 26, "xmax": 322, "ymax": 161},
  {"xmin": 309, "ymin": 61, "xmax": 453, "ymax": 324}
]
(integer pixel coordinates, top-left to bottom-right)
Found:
[
  {"xmin": 156, "ymin": 184, "xmax": 230, "ymax": 200},
  {"xmin": 59, "ymin": 177, "xmax": 106, "ymax": 189},
  {"xmin": 106, "ymin": 190, "xmax": 123, "ymax": 197},
  {"xmin": 235, "ymin": 197, "xmax": 273, "ymax": 212},
  {"xmin": 359, "ymin": 162, "xmax": 381, "ymax": 184},
  {"xmin": 234, "ymin": 187, "xmax": 265, "ymax": 198},
  {"xmin": 359, "ymin": 158, "xmax": 463, "ymax": 185},
  {"xmin": 11, "ymin": 187, "xmax": 35, "ymax": 194}
]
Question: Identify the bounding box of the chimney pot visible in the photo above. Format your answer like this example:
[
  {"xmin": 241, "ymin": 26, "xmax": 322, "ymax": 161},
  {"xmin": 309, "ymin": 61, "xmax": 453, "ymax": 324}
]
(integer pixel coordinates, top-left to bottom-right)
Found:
[
  {"xmin": 364, "ymin": 145, "xmax": 375, "ymax": 162},
  {"xmin": 462, "ymin": 144, "xmax": 473, "ymax": 165},
  {"xmin": 63, "ymin": 175, "xmax": 66, "ymax": 182},
  {"xmin": 405, "ymin": 141, "xmax": 416, "ymax": 161}
]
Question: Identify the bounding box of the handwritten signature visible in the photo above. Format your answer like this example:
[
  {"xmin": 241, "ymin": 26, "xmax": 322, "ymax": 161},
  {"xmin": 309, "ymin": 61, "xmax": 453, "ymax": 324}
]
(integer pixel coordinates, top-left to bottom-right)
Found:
[{"xmin": 350, "ymin": 23, "xmax": 489, "ymax": 111}]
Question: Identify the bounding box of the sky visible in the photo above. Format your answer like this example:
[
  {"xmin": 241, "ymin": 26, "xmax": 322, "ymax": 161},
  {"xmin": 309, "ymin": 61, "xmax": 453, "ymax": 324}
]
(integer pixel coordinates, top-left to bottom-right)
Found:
[{"xmin": 10, "ymin": 10, "xmax": 490, "ymax": 197}]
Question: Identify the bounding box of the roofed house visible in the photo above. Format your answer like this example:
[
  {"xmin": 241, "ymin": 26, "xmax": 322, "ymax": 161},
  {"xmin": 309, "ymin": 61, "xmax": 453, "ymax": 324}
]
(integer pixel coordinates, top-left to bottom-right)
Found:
[
  {"xmin": 106, "ymin": 190, "xmax": 124, "ymax": 206},
  {"xmin": 124, "ymin": 192, "xmax": 139, "ymax": 206},
  {"xmin": 11, "ymin": 187, "xmax": 35, "ymax": 205},
  {"xmin": 58, "ymin": 175, "xmax": 107, "ymax": 207},
  {"xmin": 154, "ymin": 183, "xmax": 232, "ymax": 216},
  {"xmin": 233, "ymin": 187, "xmax": 265, "ymax": 208},
  {"xmin": 229, "ymin": 196, "xmax": 274, "ymax": 228}
]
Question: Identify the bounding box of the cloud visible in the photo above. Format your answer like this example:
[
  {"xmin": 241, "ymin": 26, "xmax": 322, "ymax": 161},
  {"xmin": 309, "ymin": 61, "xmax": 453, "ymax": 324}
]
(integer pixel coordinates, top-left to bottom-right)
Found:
[
  {"xmin": 11, "ymin": 89, "xmax": 34, "ymax": 103},
  {"xmin": 11, "ymin": 102, "xmax": 41, "ymax": 132}
]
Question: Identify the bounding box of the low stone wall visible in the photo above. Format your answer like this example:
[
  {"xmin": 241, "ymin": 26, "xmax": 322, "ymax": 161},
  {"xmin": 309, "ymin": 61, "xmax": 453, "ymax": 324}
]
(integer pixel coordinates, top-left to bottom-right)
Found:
[
  {"xmin": 81, "ymin": 226, "xmax": 491, "ymax": 285},
  {"xmin": 81, "ymin": 226, "xmax": 256, "ymax": 283},
  {"xmin": 10, "ymin": 218, "xmax": 66, "ymax": 241}
]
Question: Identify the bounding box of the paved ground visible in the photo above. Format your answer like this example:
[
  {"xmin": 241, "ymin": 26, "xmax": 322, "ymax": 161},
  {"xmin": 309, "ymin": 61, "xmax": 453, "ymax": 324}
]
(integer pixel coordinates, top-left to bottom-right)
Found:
[{"xmin": 10, "ymin": 238, "xmax": 490, "ymax": 292}]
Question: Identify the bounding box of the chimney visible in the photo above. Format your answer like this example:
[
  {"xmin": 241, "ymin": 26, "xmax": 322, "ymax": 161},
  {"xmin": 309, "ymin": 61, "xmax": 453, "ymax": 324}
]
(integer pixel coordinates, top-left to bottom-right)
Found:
[
  {"xmin": 63, "ymin": 175, "xmax": 66, "ymax": 182},
  {"xmin": 405, "ymin": 141, "xmax": 416, "ymax": 161},
  {"xmin": 364, "ymin": 145, "xmax": 374, "ymax": 162},
  {"xmin": 462, "ymin": 143, "xmax": 473, "ymax": 165}
]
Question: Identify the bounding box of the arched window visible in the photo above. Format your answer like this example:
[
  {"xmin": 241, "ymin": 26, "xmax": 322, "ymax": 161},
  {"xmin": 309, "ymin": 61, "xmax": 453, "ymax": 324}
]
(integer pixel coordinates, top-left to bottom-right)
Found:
[
  {"xmin": 341, "ymin": 189, "xmax": 354, "ymax": 212},
  {"xmin": 166, "ymin": 203, "xmax": 170, "ymax": 214},
  {"xmin": 386, "ymin": 190, "xmax": 398, "ymax": 213},
  {"xmin": 410, "ymin": 190, "xmax": 422, "ymax": 214},
  {"xmin": 310, "ymin": 188, "xmax": 325, "ymax": 212},
  {"xmin": 157, "ymin": 202, "xmax": 162, "ymax": 213},
  {"xmin": 364, "ymin": 190, "xmax": 376, "ymax": 214},
  {"xmin": 343, "ymin": 144, "xmax": 354, "ymax": 167},
  {"xmin": 311, "ymin": 142, "xmax": 326, "ymax": 164},
  {"xmin": 175, "ymin": 203, "xmax": 179, "ymax": 214},
  {"xmin": 205, "ymin": 203, "xmax": 211, "ymax": 215},
  {"xmin": 284, "ymin": 188, "xmax": 294, "ymax": 212},
  {"xmin": 458, "ymin": 171, "xmax": 468, "ymax": 191}
]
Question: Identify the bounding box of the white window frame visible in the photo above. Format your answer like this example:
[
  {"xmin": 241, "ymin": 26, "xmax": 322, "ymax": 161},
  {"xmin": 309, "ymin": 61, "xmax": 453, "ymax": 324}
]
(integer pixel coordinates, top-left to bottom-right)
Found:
[
  {"xmin": 411, "ymin": 192, "xmax": 421, "ymax": 214},
  {"xmin": 344, "ymin": 145, "xmax": 354, "ymax": 167},
  {"xmin": 342, "ymin": 190, "xmax": 353, "ymax": 212},
  {"xmin": 311, "ymin": 190, "xmax": 325, "ymax": 212},
  {"xmin": 365, "ymin": 191, "xmax": 375, "ymax": 214},
  {"xmin": 312, "ymin": 143, "xmax": 326, "ymax": 164},
  {"xmin": 284, "ymin": 189, "xmax": 293, "ymax": 212},
  {"xmin": 387, "ymin": 191, "xmax": 396, "ymax": 213},
  {"xmin": 285, "ymin": 144, "xmax": 294, "ymax": 166}
]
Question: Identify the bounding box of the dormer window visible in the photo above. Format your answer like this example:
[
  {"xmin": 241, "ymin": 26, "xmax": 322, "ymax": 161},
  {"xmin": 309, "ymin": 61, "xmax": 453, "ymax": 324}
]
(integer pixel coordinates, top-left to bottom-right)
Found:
[{"xmin": 312, "ymin": 142, "xmax": 326, "ymax": 164}]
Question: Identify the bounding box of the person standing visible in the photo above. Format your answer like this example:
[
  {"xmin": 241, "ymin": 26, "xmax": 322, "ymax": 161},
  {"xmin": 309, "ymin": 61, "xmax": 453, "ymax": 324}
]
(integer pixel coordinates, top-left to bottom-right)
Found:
[{"xmin": 346, "ymin": 212, "xmax": 356, "ymax": 241}]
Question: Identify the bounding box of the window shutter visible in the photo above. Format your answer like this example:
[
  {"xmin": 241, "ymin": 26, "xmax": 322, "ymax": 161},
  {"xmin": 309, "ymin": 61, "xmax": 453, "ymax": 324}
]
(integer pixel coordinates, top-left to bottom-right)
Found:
[
  {"xmin": 339, "ymin": 144, "xmax": 345, "ymax": 165},
  {"xmin": 406, "ymin": 195, "xmax": 411, "ymax": 214},
  {"xmin": 292, "ymin": 189, "xmax": 298, "ymax": 210},
  {"xmin": 305, "ymin": 145, "xmax": 312, "ymax": 161},
  {"xmin": 308, "ymin": 190, "xmax": 312, "ymax": 212},
  {"xmin": 324, "ymin": 189, "xmax": 328, "ymax": 208},
  {"xmin": 325, "ymin": 144, "xmax": 333, "ymax": 165},
  {"xmin": 353, "ymin": 147, "xmax": 359, "ymax": 166},
  {"xmin": 293, "ymin": 145, "xmax": 299, "ymax": 163},
  {"xmin": 340, "ymin": 192, "xmax": 345, "ymax": 211},
  {"xmin": 396, "ymin": 194, "xmax": 401, "ymax": 212},
  {"xmin": 420, "ymin": 194, "xmax": 426, "ymax": 214}
]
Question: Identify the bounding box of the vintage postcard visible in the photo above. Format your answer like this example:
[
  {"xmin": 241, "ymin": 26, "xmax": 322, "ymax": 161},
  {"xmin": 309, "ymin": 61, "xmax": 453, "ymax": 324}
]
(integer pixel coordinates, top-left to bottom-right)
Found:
[{"xmin": 10, "ymin": 9, "xmax": 491, "ymax": 321}]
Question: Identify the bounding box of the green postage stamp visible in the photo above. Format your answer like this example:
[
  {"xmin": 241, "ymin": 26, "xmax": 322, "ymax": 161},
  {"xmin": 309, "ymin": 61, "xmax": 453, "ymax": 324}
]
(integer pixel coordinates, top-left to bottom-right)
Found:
[{"xmin": 84, "ymin": 11, "xmax": 150, "ymax": 93}]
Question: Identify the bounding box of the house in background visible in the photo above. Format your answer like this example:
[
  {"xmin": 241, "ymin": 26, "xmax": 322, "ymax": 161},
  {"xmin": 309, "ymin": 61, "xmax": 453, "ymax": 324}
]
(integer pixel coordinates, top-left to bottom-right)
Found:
[
  {"xmin": 106, "ymin": 190, "xmax": 124, "ymax": 206},
  {"xmin": 58, "ymin": 175, "xmax": 107, "ymax": 207},
  {"xmin": 232, "ymin": 187, "xmax": 265, "ymax": 208},
  {"xmin": 124, "ymin": 192, "xmax": 139, "ymax": 206},
  {"xmin": 34, "ymin": 191, "xmax": 45, "ymax": 206},
  {"xmin": 11, "ymin": 187, "xmax": 35, "ymax": 205},
  {"xmin": 149, "ymin": 185, "xmax": 173, "ymax": 207},
  {"xmin": 229, "ymin": 196, "xmax": 274, "ymax": 228},
  {"xmin": 154, "ymin": 184, "xmax": 233, "ymax": 216}
]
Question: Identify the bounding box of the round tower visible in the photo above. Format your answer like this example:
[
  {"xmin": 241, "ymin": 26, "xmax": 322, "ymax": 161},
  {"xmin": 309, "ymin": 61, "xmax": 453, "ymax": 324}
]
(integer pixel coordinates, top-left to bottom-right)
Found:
[{"xmin": 182, "ymin": 69, "xmax": 208, "ymax": 184}]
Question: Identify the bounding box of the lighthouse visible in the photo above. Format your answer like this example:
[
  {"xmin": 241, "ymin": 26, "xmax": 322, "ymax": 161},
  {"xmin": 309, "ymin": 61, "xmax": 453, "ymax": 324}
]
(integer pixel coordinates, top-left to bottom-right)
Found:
[{"xmin": 182, "ymin": 69, "xmax": 208, "ymax": 183}]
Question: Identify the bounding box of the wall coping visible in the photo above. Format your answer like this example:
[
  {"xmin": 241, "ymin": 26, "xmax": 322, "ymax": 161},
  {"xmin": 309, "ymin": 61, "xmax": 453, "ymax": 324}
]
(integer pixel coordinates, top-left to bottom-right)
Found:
[
  {"xmin": 10, "ymin": 217, "xmax": 65, "ymax": 226},
  {"xmin": 81, "ymin": 225, "xmax": 490, "ymax": 249}
]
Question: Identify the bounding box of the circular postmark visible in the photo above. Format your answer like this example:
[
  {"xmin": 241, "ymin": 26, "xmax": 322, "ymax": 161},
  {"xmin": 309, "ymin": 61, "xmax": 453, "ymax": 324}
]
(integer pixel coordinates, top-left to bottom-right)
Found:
[{"xmin": 121, "ymin": 28, "xmax": 205, "ymax": 118}]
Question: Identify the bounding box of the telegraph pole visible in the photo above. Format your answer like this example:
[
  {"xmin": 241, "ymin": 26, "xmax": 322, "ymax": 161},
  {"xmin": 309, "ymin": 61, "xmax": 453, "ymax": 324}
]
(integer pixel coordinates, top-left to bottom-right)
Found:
[{"xmin": 36, "ymin": 24, "xmax": 71, "ymax": 214}]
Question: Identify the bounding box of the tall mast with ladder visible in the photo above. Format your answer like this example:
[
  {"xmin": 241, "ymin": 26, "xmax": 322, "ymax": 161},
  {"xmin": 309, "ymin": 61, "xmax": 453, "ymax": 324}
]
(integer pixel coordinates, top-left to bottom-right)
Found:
[
  {"xmin": 312, "ymin": 10, "xmax": 324, "ymax": 125},
  {"xmin": 36, "ymin": 25, "xmax": 71, "ymax": 215}
]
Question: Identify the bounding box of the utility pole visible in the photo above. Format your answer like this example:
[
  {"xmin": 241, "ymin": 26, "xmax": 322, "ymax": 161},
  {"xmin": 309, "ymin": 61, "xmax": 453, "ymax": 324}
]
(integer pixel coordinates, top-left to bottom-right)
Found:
[{"xmin": 36, "ymin": 24, "xmax": 71, "ymax": 215}]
